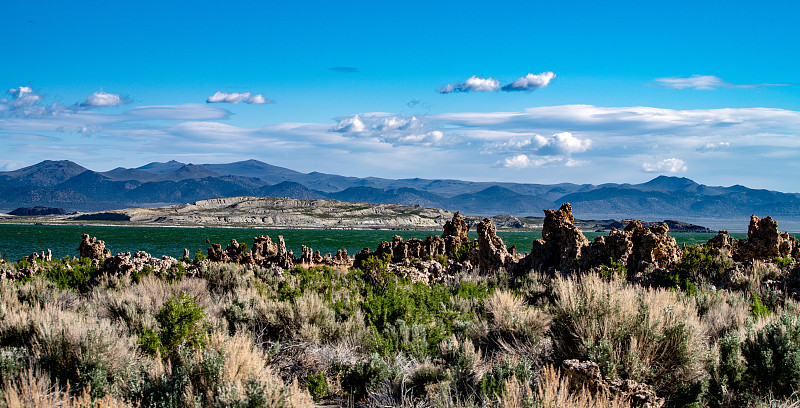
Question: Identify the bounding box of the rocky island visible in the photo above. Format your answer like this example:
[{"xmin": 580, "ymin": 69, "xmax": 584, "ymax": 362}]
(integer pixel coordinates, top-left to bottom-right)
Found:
[{"xmin": 0, "ymin": 195, "xmax": 713, "ymax": 232}]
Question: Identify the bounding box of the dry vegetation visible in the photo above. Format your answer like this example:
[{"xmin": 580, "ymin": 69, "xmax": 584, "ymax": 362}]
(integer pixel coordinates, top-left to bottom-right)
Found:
[{"xmin": 2, "ymin": 242, "xmax": 800, "ymax": 407}]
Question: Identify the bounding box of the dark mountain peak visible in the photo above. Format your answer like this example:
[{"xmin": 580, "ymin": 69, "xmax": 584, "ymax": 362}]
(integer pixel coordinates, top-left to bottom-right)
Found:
[
  {"xmin": 137, "ymin": 160, "xmax": 187, "ymax": 174},
  {"xmin": 475, "ymin": 185, "xmax": 523, "ymax": 197},
  {"xmin": 638, "ymin": 175, "xmax": 699, "ymax": 191},
  {"xmin": 65, "ymin": 170, "xmax": 112, "ymax": 183},
  {"xmin": 200, "ymin": 159, "xmax": 303, "ymax": 180},
  {"xmin": 258, "ymin": 181, "xmax": 328, "ymax": 200},
  {"xmin": 155, "ymin": 164, "xmax": 222, "ymax": 182},
  {"xmin": 0, "ymin": 160, "xmax": 89, "ymax": 187}
]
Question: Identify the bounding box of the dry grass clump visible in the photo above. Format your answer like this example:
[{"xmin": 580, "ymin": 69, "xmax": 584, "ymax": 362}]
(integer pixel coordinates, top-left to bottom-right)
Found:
[
  {"xmin": 550, "ymin": 273, "xmax": 706, "ymax": 399},
  {"xmin": 534, "ymin": 365, "xmax": 633, "ymax": 408},
  {"xmin": 2, "ymin": 369, "xmax": 134, "ymax": 408},
  {"xmin": 252, "ymin": 292, "xmax": 366, "ymax": 344}
]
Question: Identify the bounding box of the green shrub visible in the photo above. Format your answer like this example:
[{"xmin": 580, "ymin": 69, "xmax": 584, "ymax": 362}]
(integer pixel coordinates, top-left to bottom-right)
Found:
[
  {"xmin": 742, "ymin": 313, "xmax": 800, "ymax": 398},
  {"xmin": 599, "ymin": 257, "xmax": 627, "ymax": 280},
  {"xmin": 361, "ymin": 277, "xmax": 455, "ymax": 356},
  {"xmin": 193, "ymin": 248, "xmax": 206, "ymax": 262},
  {"xmin": 707, "ymin": 331, "xmax": 745, "ymax": 407},
  {"xmin": 340, "ymin": 354, "xmax": 393, "ymax": 401},
  {"xmin": 361, "ymin": 253, "xmax": 392, "ymax": 285},
  {"xmin": 435, "ymin": 254, "xmax": 449, "ymax": 268},
  {"xmin": 677, "ymin": 244, "xmax": 733, "ymax": 284},
  {"xmin": 42, "ymin": 257, "xmax": 99, "ymax": 291},
  {"xmin": 140, "ymin": 293, "xmax": 208, "ymax": 359},
  {"xmin": 774, "ymin": 256, "xmax": 794, "ymax": 268},
  {"xmin": 454, "ymin": 241, "xmax": 478, "ymax": 263},
  {"xmin": 750, "ymin": 294, "xmax": 770, "ymax": 319},
  {"xmin": 156, "ymin": 262, "xmax": 185, "ymax": 284},
  {"xmin": 306, "ymin": 371, "xmax": 329, "ymax": 402},
  {"xmin": 478, "ymin": 359, "xmax": 532, "ymax": 401}
]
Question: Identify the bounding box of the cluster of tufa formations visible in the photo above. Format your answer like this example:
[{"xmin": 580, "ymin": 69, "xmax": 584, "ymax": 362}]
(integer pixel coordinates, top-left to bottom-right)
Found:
[{"xmin": 6, "ymin": 203, "xmax": 798, "ymax": 291}]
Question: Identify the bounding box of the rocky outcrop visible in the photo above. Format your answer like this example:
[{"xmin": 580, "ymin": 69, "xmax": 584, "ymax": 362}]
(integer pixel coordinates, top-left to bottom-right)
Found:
[
  {"xmin": 626, "ymin": 221, "xmax": 681, "ymax": 272},
  {"xmin": 581, "ymin": 228, "xmax": 634, "ymax": 271},
  {"xmin": 474, "ymin": 218, "xmax": 514, "ymax": 272},
  {"xmin": 561, "ymin": 359, "xmax": 664, "ymax": 408},
  {"xmin": 527, "ymin": 203, "xmax": 590, "ymax": 272},
  {"xmin": 78, "ymin": 234, "xmax": 111, "ymax": 260},
  {"xmin": 734, "ymin": 215, "xmax": 797, "ymax": 261},
  {"xmin": 442, "ymin": 211, "xmax": 470, "ymax": 256},
  {"xmin": 105, "ymin": 251, "xmax": 181, "ymax": 276},
  {"xmin": 9, "ymin": 206, "xmax": 67, "ymax": 216}
]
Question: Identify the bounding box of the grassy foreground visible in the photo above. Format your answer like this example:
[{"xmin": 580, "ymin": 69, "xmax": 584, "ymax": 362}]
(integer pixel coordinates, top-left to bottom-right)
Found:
[{"xmin": 1, "ymin": 245, "xmax": 800, "ymax": 407}]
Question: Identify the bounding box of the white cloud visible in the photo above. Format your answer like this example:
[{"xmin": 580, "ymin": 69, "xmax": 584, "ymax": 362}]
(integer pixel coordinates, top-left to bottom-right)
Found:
[
  {"xmin": 244, "ymin": 94, "xmax": 274, "ymax": 104},
  {"xmin": 125, "ymin": 104, "xmax": 230, "ymax": 121},
  {"xmin": 81, "ymin": 91, "xmax": 131, "ymax": 107},
  {"xmin": 654, "ymin": 75, "xmax": 787, "ymax": 90},
  {"xmin": 331, "ymin": 114, "xmax": 366, "ymax": 133},
  {"xmin": 641, "ymin": 158, "xmax": 688, "ymax": 173},
  {"xmin": 207, "ymin": 91, "xmax": 274, "ymax": 104},
  {"xmin": 565, "ymin": 158, "xmax": 588, "ymax": 167},
  {"xmin": 439, "ymin": 76, "xmax": 500, "ymax": 93},
  {"xmin": 537, "ymin": 131, "xmax": 591, "ymax": 155},
  {"xmin": 2, "ymin": 86, "xmax": 50, "ymax": 116},
  {"xmin": 502, "ymin": 72, "xmax": 556, "ymax": 91},
  {"xmin": 330, "ymin": 113, "xmax": 455, "ymax": 147},
  {"xmin": 503, "ymin": 154, "xmax": 563, "ymax": 168},
  {"xmin": 697, "ymin": 141, "xmax": 731, "ymax": 152}
]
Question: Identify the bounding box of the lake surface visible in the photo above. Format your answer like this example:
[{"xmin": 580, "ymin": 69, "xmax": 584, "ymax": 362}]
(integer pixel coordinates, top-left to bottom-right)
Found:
[{"xmin": 0, "ymin": 224, "xmax": 748, "ymax": 262}]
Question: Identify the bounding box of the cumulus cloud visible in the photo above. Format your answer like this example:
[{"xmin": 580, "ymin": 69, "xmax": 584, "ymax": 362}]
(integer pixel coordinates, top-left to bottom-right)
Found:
[
  {"xmin": 502, "ymin": 72, "xmax": 556, "ymax": 91},
  {"xmin": 654, "ymin": 75, "xmax": 787, "ymax": 90},
  {"xmin": 439, "ymin": 76, "xmax": 501, "ymax": 93},
  {"xmin": 206, "ymin": 91, "xmax": 274, "ymax": 104},
  {"xmin": 6, "ymin": 86, "xmax": 43, "ymax": 107},
  {"xmin": 331, "ymin": 115, "xmax": 366, "ymax": 133},
  {"xmin": 697, "ymin": 141, "xmax": 731, "ymax": 152},
  {"xmin": 331, "ymin": 113, "xmax": 455, "ymax": 146},
  {"xmin": 81, "ymin": 91, "xmax": 131, "ymax": 107},
  {"xmin": 244, "ymin": 94, "xmax": 273, "ymax": 104},
  {"xmin": 642, "ymin": 158, "xmax": 688, "ymax": 173},
  {"xmin": 536, "ymin": 132, "xmax": 591, "ymax": 155},
  {"xmin": 2, "ymin": 86, "xmax": 53, "ymax": 117}
]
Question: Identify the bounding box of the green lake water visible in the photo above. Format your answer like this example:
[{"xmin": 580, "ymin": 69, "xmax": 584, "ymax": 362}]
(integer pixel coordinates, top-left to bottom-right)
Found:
[{"xmin": 0, "ymin": 224, "xmax": 751, "ymax": 262}]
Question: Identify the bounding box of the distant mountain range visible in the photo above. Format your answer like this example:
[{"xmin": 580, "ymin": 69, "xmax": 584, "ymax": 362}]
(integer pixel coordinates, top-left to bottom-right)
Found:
[{"xmin": 2, "ymin": 159, "xmax": 800, "ymax": 222}]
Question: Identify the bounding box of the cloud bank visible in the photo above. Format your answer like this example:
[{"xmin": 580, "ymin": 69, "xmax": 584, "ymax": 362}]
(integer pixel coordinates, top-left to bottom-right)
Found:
[
  {"xmin": 654, "ymin": 75, "xmax": 787, "ymax": 90},
  {"xmin": 3, "ymin": 87, "xmax": 800, "ymax": 190}
]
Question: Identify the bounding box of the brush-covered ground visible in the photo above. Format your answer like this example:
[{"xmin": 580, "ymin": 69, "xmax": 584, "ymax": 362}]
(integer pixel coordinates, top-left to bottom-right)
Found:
[{"xmin": 1, "ymin": 242, "xmax": 800, "ymax": 407}]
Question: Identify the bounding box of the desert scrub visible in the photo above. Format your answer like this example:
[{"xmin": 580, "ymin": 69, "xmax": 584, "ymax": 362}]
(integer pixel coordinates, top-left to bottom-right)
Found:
[
  {"xmin": 42, "ymin": 257, "xmax": 102, "ymax": 292},
  {"xmin": 478, "ymin": 290, "xmax": 550, "ymax": 359},
  {"xmin": 742, "ymin": 313, "xmax": 800, "ymax": 398},
  {"xmin": 139, "ymin": 292, "xmax": 209, "ymax": 359},
  {"xmin": 550, "ymin": 273, "xmax": 706, "ymax": 403},
  {"xmin": 361, "ymin": 275, "xmax": 461, "ymax": 357},
  {"xmin": 656, "ymin": 244, "xmax": 732, "ymax": 293}
]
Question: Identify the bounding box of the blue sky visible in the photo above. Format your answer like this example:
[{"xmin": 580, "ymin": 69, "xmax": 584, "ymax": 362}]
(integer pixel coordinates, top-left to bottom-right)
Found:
[{"xmin": 1, "ymin": 0, "xmax": 799, "ymax": 191}]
